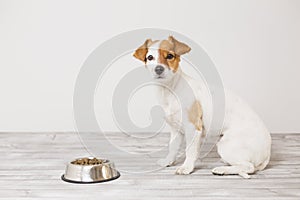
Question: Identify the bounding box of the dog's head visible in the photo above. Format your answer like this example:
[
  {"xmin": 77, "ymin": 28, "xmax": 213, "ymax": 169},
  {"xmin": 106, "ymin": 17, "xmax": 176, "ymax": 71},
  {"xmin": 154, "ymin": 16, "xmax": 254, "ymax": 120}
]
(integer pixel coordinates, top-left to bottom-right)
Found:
[{"xmin": 133, "ymin": 36, "xmax": 191, "ymax": 82}]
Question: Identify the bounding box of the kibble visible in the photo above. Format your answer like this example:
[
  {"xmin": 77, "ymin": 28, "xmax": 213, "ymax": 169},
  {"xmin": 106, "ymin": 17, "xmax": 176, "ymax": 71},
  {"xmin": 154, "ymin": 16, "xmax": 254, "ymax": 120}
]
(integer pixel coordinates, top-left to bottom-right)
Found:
[{"xmin": 71, "ymin": 158, "xmax": 103, "ymax": 165}]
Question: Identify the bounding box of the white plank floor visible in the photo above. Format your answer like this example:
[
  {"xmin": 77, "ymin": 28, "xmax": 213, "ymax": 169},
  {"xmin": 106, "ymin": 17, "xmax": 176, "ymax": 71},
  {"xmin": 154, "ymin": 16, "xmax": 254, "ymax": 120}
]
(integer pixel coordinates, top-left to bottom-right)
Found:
[{"xmin": 0, "ymin": 132, "xmax": 299, "ymax": 199}]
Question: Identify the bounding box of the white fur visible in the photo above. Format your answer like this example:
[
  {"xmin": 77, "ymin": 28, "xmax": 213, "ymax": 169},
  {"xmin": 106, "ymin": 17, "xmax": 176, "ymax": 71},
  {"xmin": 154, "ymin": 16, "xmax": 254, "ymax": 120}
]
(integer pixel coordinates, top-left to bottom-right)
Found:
[{"xmin": 145, "ymin": 41, "xmax": 272, "ymax": 178}]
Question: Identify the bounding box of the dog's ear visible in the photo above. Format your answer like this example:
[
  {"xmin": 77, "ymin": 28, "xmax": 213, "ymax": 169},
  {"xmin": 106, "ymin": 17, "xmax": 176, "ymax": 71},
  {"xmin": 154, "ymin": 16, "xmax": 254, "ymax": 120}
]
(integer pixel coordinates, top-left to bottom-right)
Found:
[
  {"xmin": 168, "ymin": 36, "xmax": 191, "ymax": 56},
  {"xmin": 133, "ymin": 39, "xmax": 152, "ymax": 62}
]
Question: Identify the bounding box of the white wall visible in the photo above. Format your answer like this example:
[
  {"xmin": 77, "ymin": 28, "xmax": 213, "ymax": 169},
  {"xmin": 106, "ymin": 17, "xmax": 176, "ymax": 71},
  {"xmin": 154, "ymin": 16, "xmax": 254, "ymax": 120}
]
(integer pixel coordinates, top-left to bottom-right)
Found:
[{"xmin": 0, "ymin": 0, "xmax": 299, "ymax": 133}]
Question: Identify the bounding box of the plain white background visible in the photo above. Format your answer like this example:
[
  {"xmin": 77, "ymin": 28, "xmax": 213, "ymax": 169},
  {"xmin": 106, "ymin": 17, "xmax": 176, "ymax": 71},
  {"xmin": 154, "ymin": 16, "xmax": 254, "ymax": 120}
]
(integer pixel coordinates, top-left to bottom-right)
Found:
[{"xmin": 0, "ymin": 0, "xmax": 299, "ymax": 133}]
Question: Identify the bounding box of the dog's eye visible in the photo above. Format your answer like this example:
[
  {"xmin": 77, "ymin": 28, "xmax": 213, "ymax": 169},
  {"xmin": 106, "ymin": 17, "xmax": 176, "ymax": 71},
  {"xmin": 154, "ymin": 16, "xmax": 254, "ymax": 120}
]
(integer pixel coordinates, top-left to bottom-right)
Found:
[
  {"xmin": 166, "ymin": 54, "xmax": 174, "ymax": 60},
  {"xmin": 147, "ymin": 55, "xmax": 154, "ymax": 61}
]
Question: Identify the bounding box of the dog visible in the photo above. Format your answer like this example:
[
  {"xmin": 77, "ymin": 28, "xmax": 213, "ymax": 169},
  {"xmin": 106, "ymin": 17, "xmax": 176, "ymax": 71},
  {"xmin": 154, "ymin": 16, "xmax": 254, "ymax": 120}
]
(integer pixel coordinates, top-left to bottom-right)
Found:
[{"xmin": 133, "ymin": 36, "xmax": 271, "ymax": 178}]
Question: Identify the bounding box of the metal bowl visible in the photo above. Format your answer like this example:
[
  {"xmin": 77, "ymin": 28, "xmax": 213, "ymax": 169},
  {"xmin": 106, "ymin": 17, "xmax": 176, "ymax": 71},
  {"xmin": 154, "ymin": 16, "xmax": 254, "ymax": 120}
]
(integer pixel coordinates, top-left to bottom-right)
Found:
[{"xmin": 61, "ymin": 157, "xmax": 120, "ymax": 184}]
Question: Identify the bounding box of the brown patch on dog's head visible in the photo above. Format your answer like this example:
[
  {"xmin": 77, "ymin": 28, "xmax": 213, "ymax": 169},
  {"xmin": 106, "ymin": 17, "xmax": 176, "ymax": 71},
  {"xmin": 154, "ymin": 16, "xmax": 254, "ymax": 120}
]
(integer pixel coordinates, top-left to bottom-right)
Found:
[
  {"xmin": 133, "ymin": 39, "xmax": 154, "ymax": 63},
  {"xmin": 158, "ymin": 36, "xmax": 191, "ymax": 72}
]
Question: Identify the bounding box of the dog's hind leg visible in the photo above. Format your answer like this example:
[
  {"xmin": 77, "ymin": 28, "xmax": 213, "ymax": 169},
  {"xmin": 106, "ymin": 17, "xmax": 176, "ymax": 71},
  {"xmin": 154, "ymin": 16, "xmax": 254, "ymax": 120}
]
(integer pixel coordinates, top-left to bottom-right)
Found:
[{"xmin": 211, "ymin": 162, "xmax": 255, "ymax": 179}]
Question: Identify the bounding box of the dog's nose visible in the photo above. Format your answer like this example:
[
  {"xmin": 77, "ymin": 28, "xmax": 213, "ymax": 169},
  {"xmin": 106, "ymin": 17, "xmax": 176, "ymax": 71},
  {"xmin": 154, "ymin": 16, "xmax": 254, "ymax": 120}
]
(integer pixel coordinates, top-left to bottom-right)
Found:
[{"xmin": 155, "ymin": 65, "xmax": 164, "ymax": 75}]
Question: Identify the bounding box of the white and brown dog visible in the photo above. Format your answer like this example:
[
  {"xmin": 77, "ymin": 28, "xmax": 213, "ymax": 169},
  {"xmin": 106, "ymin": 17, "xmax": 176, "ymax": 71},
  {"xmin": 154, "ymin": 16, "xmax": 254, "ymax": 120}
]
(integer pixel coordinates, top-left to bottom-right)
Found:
[{"xmin": 133, "ymin": 36, "xmax": 271, "ymax": 178}]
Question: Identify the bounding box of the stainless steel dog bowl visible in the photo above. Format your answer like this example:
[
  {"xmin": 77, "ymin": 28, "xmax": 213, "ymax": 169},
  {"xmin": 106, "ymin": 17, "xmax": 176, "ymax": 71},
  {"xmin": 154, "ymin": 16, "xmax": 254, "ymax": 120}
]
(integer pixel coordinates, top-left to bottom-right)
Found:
[{"xmin": 61, "ymin": 157, "xmax": 120, "ymax": 184}]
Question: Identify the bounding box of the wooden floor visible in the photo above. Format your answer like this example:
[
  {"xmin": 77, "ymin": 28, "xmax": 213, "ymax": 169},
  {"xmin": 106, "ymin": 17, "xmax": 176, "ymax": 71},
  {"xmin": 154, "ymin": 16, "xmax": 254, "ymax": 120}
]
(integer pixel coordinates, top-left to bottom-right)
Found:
[{"xmin": 1, "ymin": 132, "xmax": 299, "ymax": 199}]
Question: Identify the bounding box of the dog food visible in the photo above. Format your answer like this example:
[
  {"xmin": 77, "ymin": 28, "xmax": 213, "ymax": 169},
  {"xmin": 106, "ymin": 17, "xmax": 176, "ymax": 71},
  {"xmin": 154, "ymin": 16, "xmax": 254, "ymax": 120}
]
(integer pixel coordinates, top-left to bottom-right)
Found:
[{"xmin": 71, "ymin": 158, "xmax": 103, "ymax": 165}]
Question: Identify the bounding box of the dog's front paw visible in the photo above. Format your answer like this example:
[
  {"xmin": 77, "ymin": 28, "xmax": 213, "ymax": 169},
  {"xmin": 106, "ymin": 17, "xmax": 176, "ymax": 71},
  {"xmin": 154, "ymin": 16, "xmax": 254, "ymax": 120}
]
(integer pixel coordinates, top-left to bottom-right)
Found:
[
  {"xmin": 175, "ymin": 165, "xmax": 194, "ymax": 175},
  {"xmin": 156, "ymin": 158, "xmax": 174, "ymax": 167}
]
